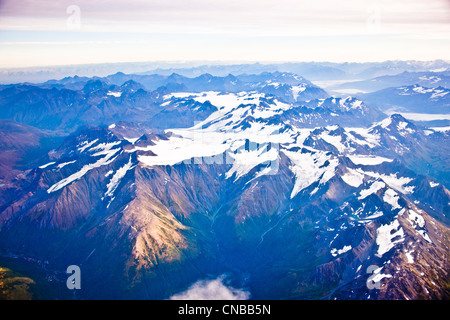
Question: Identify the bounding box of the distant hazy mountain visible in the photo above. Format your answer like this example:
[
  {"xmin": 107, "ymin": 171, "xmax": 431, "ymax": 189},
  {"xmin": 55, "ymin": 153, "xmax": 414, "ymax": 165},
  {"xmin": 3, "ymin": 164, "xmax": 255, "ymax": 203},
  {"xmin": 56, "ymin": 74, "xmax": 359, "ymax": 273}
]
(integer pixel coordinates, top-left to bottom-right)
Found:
[
  {"xmin": 1, "ymin": 60, "xmax": 449, "ymax": 84},
  {"xmin": 360, "ymin": 85, "xmax": 450, "ymax": 114},
  {"xmin": 0, "ymin": 72, "xmax": 328, "ymax": 132},
  {"xmin": 334, "ymin": 70, "xmax": 450, "ymax": 93}
]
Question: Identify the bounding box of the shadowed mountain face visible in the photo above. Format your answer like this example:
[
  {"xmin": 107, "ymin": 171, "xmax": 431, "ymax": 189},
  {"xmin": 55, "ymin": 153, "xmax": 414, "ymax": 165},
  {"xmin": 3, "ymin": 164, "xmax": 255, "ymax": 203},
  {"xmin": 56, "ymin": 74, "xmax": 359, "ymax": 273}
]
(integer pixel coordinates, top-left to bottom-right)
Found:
[
  {"xmin": 0, "ymin": 120, "xmax": 63, "ymax": 190},
  {"xmin": 0, "ymin": 70, "xmax": 449, "ymax": 300}
]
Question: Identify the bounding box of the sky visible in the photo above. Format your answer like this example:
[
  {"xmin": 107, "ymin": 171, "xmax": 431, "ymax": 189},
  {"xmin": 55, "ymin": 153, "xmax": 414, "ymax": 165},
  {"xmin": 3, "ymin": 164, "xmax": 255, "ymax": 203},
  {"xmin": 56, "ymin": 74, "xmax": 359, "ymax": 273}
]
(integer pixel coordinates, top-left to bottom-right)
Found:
[{"xmin": 0, "ymin": 0, "xmax": 449, "ymax": 68}]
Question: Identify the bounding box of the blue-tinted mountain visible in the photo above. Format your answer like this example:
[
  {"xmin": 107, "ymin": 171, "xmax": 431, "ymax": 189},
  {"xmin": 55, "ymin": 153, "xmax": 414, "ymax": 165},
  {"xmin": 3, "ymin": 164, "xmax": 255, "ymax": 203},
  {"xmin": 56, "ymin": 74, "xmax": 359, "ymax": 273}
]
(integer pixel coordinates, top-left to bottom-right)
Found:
[
  {"xmin": 2, "ymin": 60, "xmax": 450, "ymax": 84},
  {"xmin": 0, "ymin": 72, "xmax": 329, "ymax": 132},
  {"xmin": 360, "ymin": 85, "xmax": 450, "ymax": 114},
  {"xmin": 335, "ymin": 70, "xmax": 450, "ymax": 93}
]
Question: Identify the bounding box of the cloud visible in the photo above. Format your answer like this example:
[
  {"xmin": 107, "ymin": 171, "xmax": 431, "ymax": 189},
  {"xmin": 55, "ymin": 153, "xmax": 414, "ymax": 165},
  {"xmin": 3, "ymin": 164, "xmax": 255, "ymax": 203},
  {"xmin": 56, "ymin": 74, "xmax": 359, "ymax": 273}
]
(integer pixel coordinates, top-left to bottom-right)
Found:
[
  {"xmin": 169, "ymin": 275, "xmax": 250, "ymax": 300},
  {"xmin": 0, "ymin": 0, "xmax": 449, "ymax": 66},
  {"xmin": 1, "ymin": 0, "xmax": 449, "ymax": 37}
]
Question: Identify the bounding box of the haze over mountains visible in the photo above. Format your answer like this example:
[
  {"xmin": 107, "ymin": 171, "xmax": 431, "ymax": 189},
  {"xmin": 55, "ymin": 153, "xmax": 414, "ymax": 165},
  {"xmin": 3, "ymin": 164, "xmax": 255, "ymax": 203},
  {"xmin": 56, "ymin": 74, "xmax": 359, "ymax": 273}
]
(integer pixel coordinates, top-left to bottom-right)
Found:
[
  {"xmin": 0, "ymin": 61, "xmax": 449, "ymax": 300},
  {"xmin": 1, "ymin": 60, "xmax": 449, "ymax": 85}
]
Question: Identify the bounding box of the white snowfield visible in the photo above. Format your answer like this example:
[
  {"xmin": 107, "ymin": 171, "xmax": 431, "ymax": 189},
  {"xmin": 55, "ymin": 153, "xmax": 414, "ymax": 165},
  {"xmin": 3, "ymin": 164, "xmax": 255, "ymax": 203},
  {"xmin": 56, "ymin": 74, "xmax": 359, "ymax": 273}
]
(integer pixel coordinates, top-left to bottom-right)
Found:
[
  {"xmin": 282, "ymin": 148, "xmax": 339, "ymax": 199},
  {"xmin": 369, "ymin": 266, "xmax": 393, "ymax": 284},
  {"xmin": 392, "ymin": 113, "xmax": 450, "ymax": 121},
  {"xmin": 376, "ymin": 219, "xmax": 405, "ymax": 257},
  {"xmin": 358, "ymin": 180, "xmax": 386, "ymax": 200},
  {"xmin": 43, "ymin": 91, "xmax": 429, "ymax": 208},
  {"xmin": 357, "ymin": 171, "xmax": 414, "ymax": 195},
  {"xmin": 374, "ymin": 207, "xmax": 432, "ymax": 259},
  {"xmin": 139, "ymin": 92, "xmax": 294, "ymax": 175},
  {"xmin": 341, "ymin": 168, "xmax": 364, "ymax": 188},
  {"xmin": 226, "ymin": 146, "xmax": 279, "ymax": 181},
  {"xmin": 57, "ymin": 160, "xmax": 76, "ymax": 169},
  {"xmin": 107, "ymin": 91, "xmax": 122, "ymax": 98},
  {"xmin": 330, "ymin": 245, "xmax": 352, "ymax": 257},
  {"xmin": 104, "ymin": 156, "xmax": 135, "ymax": 207},
  {"xmin": 39, "ymin": 162, "xmax": 56, "ymax": 169},
  {"xmin": 397, "ymin": 85, "xmax": 448, "ymax": 98},
  {"xmin": 104, "ymin": 156, "xmax": 135, "ymax": 199},
  {"xmin": 383, "ymin": 188, "xmax": 401, "ymax": 210},
  {"xmin": 47, "ymin": 140, "xmax": 121, "ymax": 193},
  {"xmin": 136, "ymin": 92, "xmax": 410, "ymax": 200},
  {"xmin": 431, "ymin": 126, "xmax": 450, "ymax": 132},
  {"xmin": 347, "ymin": 155, "xmax": 393, "ymax": 166},
  {"xmin": 407, "ymin": 209, "xmax": 432, "ymax": 243},
  {"xmin": 291, "ymin": 84, "xmax": 306, "ymax": 100},
  {"xmin": 77, "ymin": 138, "xmax": 99, "ymax": 152}
]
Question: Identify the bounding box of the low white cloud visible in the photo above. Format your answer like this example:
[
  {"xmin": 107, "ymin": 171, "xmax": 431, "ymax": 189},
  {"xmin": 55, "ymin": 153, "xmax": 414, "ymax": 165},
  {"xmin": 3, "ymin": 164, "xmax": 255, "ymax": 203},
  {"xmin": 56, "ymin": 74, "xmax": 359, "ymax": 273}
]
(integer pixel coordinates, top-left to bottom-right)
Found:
[{"xmin": 169, "ymin": 275, "xmax": 250, "ymax": 300}]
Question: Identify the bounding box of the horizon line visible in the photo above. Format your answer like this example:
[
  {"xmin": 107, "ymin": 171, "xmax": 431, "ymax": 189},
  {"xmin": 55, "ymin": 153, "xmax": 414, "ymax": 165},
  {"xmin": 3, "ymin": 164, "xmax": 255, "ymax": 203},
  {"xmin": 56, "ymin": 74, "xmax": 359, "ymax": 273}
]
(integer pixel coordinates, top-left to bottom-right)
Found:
[{"xmin": 1, "ymin": 58, "xmax": 449, "ymax": 71}]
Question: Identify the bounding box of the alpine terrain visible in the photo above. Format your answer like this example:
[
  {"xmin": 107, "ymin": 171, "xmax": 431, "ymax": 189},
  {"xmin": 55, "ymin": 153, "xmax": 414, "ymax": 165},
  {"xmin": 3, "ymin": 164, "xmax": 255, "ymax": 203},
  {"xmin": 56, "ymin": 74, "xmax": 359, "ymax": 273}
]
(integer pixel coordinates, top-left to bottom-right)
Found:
[{"xmin": 0, "ymin": 65, "xmax": 449, "ymax": 300}]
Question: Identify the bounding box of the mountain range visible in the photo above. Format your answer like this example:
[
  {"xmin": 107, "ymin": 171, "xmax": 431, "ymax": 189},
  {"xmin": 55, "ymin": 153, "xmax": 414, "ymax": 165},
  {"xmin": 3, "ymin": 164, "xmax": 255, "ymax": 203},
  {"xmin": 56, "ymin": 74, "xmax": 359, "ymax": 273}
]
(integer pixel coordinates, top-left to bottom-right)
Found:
[
  {"xmin": 359, "ymin": 85, "xmax": 450, "ymax": 114},
  {"xmin": 0, "ymin": 67, "xmax": 449, "ymax": 300},
  {"xmin": 333, "ymin": 70, "xmax": 450, "ymax": 93},
  {"xmin": 1, "ymin": 60, "xmax": 449, "ymax": 84}
]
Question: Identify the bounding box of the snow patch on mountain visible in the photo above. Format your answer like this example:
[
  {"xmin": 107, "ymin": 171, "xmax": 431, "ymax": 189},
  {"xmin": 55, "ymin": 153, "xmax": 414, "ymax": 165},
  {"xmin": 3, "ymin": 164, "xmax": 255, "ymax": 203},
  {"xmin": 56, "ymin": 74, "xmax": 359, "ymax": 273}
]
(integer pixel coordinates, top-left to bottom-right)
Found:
[
  {"xmin": 39, "ymin": 162, "xmax": 56, "ymax": 169},
  {"xmin": 226, "ymin": 146, "xmax": 278, "ymax": 181},
  {"xmin": 319, "ymin": 131, "xmax": 349, "ymax": 153},
  {"xmin": 359, "ymin": 180, "xmax": 385, "ymax": 200},
  {"xmin": 138, "ymin": 135, "xmax": 229, "ymax": 167},
  {"xmin": 356, "ymin": 170, "xmax": 414, "ymax": 195},
  {"xmin": 89, "ymin": 141, "xmax": 122, "ymax": 156},
  {"xmin": 78, "ymin": 139, "xmax": 99, "ymax": 152},
  {"xmin": 107, "ymin": 91, "xmax": 122, "ymax": 98},
  {"xmin": 57, "ymin": 160, "xmax": 76, "ymax": 169},
  {"xmin": 345, "ymin": 128, "xmax": 381, "ymax": 148},
  {"xmin": 376, "ymin": 219, "xmax": 405, "ymax": 257},
  {"xmin": 429, "ymin": 181, "xmax": 439, "ymax": 188},
  {"xmin": 166, "ymin": 91, "xmax": 264, "ymax": 110},
  {"xmin": 341, "ymin": 168, "xmax": 364, "ymax": 187},
  {"xmin": 283, "ymin": 148, "xmax": 339, "ymax": 199},
  {"xmin": 330, "ymin": 245, "xmax": 352, "ymax": 257},
  {"xmin": 291, "ymin": 84, "xmax": 306, "ymax": 100},
  {"xmin": 104, "ymin": 156, "xmax": 135, "ymax": 207},
  {"xmin": 47, "ymin": 147, "xmax": 120, "ymax": 193},
  {"xmin": 383, "ymin": 188, "xmax": 401, "ymax": 210},
  {"xmin": 123, "ymin": 137, "xmax": 140, "ymax": 144},
  {"xmin": 407, "ymin": 209, "xmax": 432, "ymax": 243},
  {"xmin": 347, "ymin": 155, "xmax": 393, "ymax": 166},
  {"xmin": 369, "ymin": 266, "xmax": 393, "ymax": 283}
]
